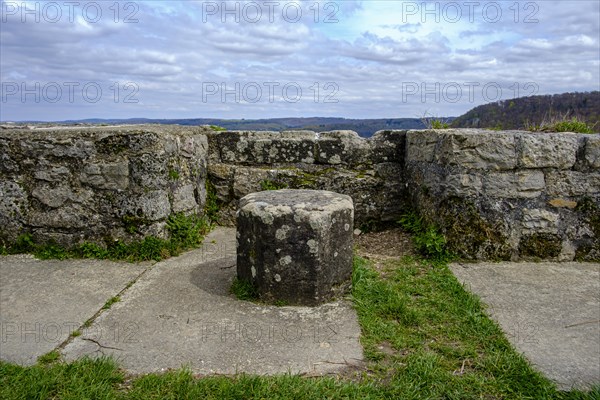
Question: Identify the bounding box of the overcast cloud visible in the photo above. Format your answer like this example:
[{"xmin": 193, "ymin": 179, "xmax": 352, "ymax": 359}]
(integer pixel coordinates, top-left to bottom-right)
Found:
[{"xmin": 1, "ymin": 0, "xmax": 599, "ymax": 121}]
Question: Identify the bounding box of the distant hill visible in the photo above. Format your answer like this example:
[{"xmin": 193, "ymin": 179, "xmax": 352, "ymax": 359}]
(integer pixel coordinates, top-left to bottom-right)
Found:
[
  {"xmin": 452, "ymin": 91, "xmax": 600, "ymax": 131},
  {"xmin": 38, "ymin": 117, "xmax": 430, "ymax": 137}
]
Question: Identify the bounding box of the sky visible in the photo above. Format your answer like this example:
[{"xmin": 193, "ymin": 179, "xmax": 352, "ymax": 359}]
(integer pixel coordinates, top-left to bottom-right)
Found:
[{"xmin": 1, "ymin": 0, "xmax": 599, "ymax": 121}]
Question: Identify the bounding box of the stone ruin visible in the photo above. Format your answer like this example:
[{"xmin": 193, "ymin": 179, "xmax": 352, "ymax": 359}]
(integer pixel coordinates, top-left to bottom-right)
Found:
[
  {"xmin": 236, "ymin": 189, "xmax": 354, "ymax": 306},
  {"xmin": 1, "ymin": 125, "xmax": 599, "ymax": 261}
]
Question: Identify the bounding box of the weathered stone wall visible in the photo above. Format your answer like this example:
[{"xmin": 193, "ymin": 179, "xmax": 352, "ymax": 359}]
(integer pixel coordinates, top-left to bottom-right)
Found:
[
  {"xmin": 406, "ymin": 129, "xmax": 600, "ymax": 261},
  {"xmin": 2, "ymin": 125, "xmax": 598, "ymax": 261},
  {"xmin": 0, "ymin": 125, "xmax": 209, "ymax": 246},
  {"xmin": 206, "ymin": 130, "xmax": 407, "ymax": 227}
]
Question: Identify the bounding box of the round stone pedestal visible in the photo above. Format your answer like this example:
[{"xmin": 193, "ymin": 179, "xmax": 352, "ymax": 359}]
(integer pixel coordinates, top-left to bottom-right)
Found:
[{"xmin": 236, "ymin": 189, "xmax": 354, "ymax": 306}]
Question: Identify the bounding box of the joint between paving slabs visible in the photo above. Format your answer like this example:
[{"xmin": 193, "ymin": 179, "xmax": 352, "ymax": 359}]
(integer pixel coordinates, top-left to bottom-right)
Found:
[{"xmin": 54, "ymin": 264, "xmax": 154, "ymax": 353}]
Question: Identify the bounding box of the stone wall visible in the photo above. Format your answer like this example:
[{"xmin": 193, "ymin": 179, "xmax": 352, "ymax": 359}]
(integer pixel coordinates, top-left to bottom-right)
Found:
[
  {"xmin": 406, "ymin": 129, "xmax": 600, "ymax": 261},
  {"xmin": 0, "ymin": 125, "xmax": 209, "ymax": 246},
  {"xmin": 1, "ymin": 125, "xmax": 598, "ymax": 261},
  {"xmin": 205, "ymin": 130, "xmax": 407, "ymax": 227}
]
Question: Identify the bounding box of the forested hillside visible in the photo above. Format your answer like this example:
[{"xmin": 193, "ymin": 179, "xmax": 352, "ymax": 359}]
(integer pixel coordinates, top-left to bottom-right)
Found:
[{"xmin": 452, "ymin": 92, "xmax": 600, "ymax": 130}]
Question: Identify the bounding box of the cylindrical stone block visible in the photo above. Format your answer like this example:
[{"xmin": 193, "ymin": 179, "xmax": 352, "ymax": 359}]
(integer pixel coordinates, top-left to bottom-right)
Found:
[{"xmin": 236, "ymin": 189, "xmax": 354, "ymax": 306}]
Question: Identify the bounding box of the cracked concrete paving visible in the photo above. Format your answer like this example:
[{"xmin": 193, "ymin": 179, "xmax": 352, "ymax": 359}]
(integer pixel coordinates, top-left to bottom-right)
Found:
[
  {"xmin": 0, "ymin": 255, "xmax": 150, "ymax": 365},
  {"xmin": 4, "ymin": 227, "xmax": 597, "ymax": 389},
  {"xmin": 61, "ymin": 227, "xmax": 364, "ymax": 375},
  {"xmin": 450, "ymin": 261, "xmax": 600, "ymax": 391}
]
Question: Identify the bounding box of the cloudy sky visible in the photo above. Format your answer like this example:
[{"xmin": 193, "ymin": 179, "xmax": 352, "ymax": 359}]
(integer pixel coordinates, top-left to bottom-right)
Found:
[{"xmin": 1, "ymin": 0, "xmax": 599, "ymax": 121}]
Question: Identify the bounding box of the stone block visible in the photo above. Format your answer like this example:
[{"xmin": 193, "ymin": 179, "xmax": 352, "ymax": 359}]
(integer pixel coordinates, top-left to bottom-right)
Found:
[
  {"xmin": 233, "ymin": 167, "xmax": 272, "ymax": 198},
  {"xmin": 31, "ymin": 184, "xmax": 72, "ymax": 208},
  {"xmin": 208, "ymin": 163, "xmax": 235, "ymax": 202},
  {"xmin": 172, "ymin": 184, "xmax": 198, "ymax": 213},
  {"xmin": 521, "ymin": 209, "xmax": 559, "ymax": 234},
  {"xmin": 316, "ymin": 131, "xmax": 371, "ymax": 166},
  {"xmin": 484, "ymin": 171, "xmax": 545, "ymax": 198},
  {"xmin": 129, "ymin": 154, "xmax": 167, "ymax": 189},
  {"xmin": 0, "ymin": 137, "xmax": 18, "ymax": 173},
  {"xmin": 178, "ymin": 134, "xmax": 208, "ymax": 159},
  {"xmin": 216, "ymin": 131, "xmax": 262, "ymax": 164},
  {"xmin": 518, "ymin": 133, "xmax": 578, "ymax": 169},
  {"xmin": 405, "ymin": 130, "xmax": 440, "ymax": 163},
  {"xmin": 546, "ymin": 171, "xmax": 600, "ymax": 197},
  {"xmin": 80, "ymin": 161, "xmax": 129, "ymax": 190},
  {"xmin": 262, "ymin": 131, "xmax": 316, "ymax": 164},
  {"xmin": 34, "ymin": 166, "xmax": 71, "ymax": 182},
  {"xmin": 217, "ymin": 131, "xmax": 316, "ymax": 164},
  {"xmin": 0, "ymin": 181, "xmax": 28, "ymax": 239},
  {"xmin": 548, "ymin": 199, "xmax": 578, "ymax": 209},
  {"xmin": 371, "ymin": 130, "xmax": 406, "ymax": 163},
  {"xmin": 584, "ymin": 135, "xmax": 600, "ymax": 169},
  {"xmin": 444, "ymin": 173, "xmax": 483, "ymax": 197},
  {"xmin": 28, "ymin": 205, "xmax": 90, "ymax": 229},
  {"xmin": 237, "ymin": 189, "xmax": 354, "ymax": 306},
  {"xmin": 438, "ymin": 130, "xmax": 517, "ymax": 170},
  {"xmin": 121, "ymin": 190, "xmax": 170, "ymax": 221}
]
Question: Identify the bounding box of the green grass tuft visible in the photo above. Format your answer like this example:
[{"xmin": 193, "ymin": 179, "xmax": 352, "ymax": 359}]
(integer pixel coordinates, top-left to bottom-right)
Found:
[
  {"xmin": 527, "ymin": 113, "xmax": 597, "ymax": 134},
  {"xmin": 260, "ymin": 179, "xmax": 288, "ymax": 191},
  {"xmin": 230, "ymin": 278, "xmax": 259, "ymax": 301},
  {"xmin": 399, "ymin": 212, "xmax": 453, "ymax": 261},
  {"xmin": 3, "ymin": 213, "xmax": 212, "ymax": 263},
  {"xmin": 36, "ymin": 351, "xmax": 61, "ymax": 365},
  {"xmin": 102, "ymin": 296, "xmax": 121, "ymax": 310},
  {"xmin": 204, "ymin": 180, "xmax": 221, "ymax": 224},
  {"xmin": 168, "ymin": 168, "xmax": 180, "ymax": 180}
]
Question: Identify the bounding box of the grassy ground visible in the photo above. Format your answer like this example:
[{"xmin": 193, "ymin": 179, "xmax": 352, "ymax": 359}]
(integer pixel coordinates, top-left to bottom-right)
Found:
[{"xmin": 1, "ymin": 256, "xmax": 597, "ymax": 399}]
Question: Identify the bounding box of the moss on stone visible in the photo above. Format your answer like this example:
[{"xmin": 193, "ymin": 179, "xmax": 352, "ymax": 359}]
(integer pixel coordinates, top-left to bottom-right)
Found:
[
  {"xmin": 576, "ymin": 197, "xmax": 600, "ymax": 237},
  {"xmin": 519, "ymin": 233, "xmax": 562, "ymax": 259},
  {"xmin": 573, "ymin": 196, "xmax": 600, "ymax": 261},
  {"xmin": 97, "ymin": 134, "xmax": 130, "ymax": 154},
  {"xmin": 204, "ymin": 179, "xmax": 221, "ymax": 223},
  {"xmin": 574, "ymin": 241, "xmax": 600, "ymax": 261},
  {"xmin": 289, "ymin": 167, "xmax": 335, "ymax": 188},
  {"xmin": 122, "ymin": 215, "xmax": 150, "ymax": 234},
  {"xmin": 437, "ymin": 197, "xmax": 511, "ymax": 260}
]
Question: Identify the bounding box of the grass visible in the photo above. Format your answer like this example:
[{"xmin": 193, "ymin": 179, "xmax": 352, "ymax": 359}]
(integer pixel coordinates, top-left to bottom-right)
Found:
[
  {"xmin": 260, "ymin": 179, "xmax": 288, "ymax": 191},
  {"xmin": 204, "ymin": 179, "xmax": 221, "ymax": 224},
  {"xmin": 420, "ymin": 111, "xmax": 451, "ymax": 129},
  {"xmin": 230, "ymin": 278, "xmax": 259, "ymax": 301},
  {"xmin": 36, "ymin": 351, "xmax": 61, "ymax": 365},
  {"xmin": 168, "ymin": 168, "xmax": 180, "ymax": 180},
  {"xmin": 102, "ymin": 296, "xmax": 121, "ymax": 310},
  {"xmin": 526, "ymin": 113, "xmax": 597, "ymax": 134},
  {"xmin": 1, "ymin": 255, "xmax": 597, "ymax": 398},
  {"xmin": 399, "ymin": 211, "xmax": 453, "ymax": 261},
  {"xmin": 2, "ymin": 213, "xmax": 212, "ymax": 263}
]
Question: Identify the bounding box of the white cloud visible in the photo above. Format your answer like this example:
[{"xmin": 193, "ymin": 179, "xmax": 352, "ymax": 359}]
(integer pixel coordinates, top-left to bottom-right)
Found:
[{"xmin": 0, "ymin": 0, "xmax": 598, "ymax": 121}]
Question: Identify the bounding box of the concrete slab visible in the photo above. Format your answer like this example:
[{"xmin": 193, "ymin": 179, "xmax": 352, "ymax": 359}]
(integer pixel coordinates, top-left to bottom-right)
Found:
[
  {"xmin": 62, "ymin": 227, "xmax": 364, "ymax": 375},
  {"xmin": 0, "ymin": 255, "xmax": 148, "ymax": 365},
  {"xmin": 450, "ymin": 261, "xmax": 600, "ymax": 391}
]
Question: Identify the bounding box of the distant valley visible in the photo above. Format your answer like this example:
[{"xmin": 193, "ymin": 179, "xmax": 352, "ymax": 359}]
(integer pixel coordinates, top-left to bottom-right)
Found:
[{"xmin": 5, "ymin": 91, "xmax": 598, "ymax": 136}]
